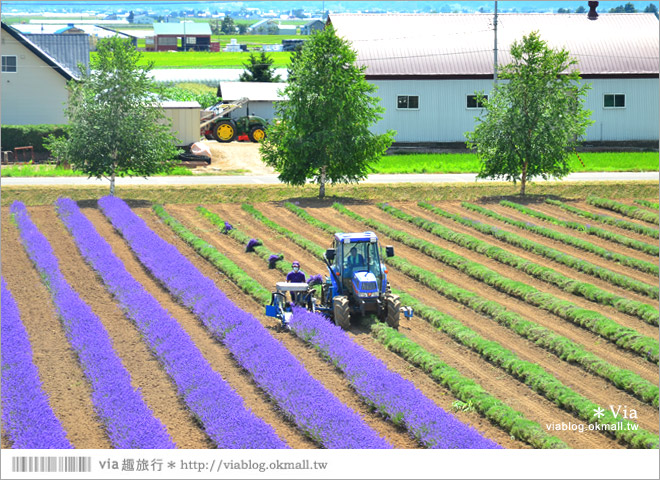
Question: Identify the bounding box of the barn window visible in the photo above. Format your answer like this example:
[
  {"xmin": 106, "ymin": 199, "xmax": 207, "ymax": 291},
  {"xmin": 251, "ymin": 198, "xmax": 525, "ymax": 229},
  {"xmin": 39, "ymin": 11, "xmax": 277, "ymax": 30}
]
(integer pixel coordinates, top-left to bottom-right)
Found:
[
  {"xmin": 604, "ymin": 94, "xmax": 625, "ymax": 108},
  {"xmin": 158, "ymin": 36, "xmax": 177, "ymax": 46},
  {"xmin": 467, "ymin": 94, "xmax": 488, "ymax": 108},
  {"xmin": 397, "ymin": 95, "xmax": 419, "ymax": 110},
  {"xmin": 2, "ymin": 55, "xmax": 17, "ymax": 73}
]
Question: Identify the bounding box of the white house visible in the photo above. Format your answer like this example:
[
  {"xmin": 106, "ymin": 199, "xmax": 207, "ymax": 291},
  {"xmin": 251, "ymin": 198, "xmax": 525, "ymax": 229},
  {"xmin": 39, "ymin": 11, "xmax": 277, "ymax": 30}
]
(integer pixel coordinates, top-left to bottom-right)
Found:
[
  {"xmin": 329, "ymin": 13, "xmax": 659, "ymax": 145},
  {"xmin": 1, "ymin": 22, "xmax": 87, "ymax": 125}
]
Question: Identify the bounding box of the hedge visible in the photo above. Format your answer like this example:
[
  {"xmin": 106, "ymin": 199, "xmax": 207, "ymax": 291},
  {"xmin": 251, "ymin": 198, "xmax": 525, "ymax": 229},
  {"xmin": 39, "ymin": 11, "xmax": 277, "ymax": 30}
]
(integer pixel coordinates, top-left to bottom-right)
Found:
[{"xmin": 1, "ymin": 125, "xmax": 67, "ymax": 154}]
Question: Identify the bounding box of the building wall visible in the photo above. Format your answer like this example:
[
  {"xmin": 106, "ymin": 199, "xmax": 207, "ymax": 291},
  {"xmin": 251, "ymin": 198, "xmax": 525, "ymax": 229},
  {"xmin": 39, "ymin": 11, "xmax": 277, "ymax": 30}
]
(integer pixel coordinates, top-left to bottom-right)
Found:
[
  {"xmin": 1, "ymin": 29, "xmax": 70, "ymax": 125},
  {"xmin": 161, "ymin": 103, "xmax": 202, "ymax": 146},
  {"xmin": 226, "ymin": 101, "xmax": 277, "ymax": 123},
  {"xmin": 583, "ymin": 78, "xmax": 659, "ymax": 142},
  {"xmin": 369, "ymin": 77, "xmax": 659, "ymax": 143}
]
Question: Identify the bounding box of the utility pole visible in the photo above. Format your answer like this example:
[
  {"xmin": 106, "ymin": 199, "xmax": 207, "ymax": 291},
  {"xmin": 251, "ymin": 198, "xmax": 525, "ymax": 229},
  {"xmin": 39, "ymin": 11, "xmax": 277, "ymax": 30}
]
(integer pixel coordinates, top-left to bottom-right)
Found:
[{"xmin": 493, "ymin": 0, "xmax": 498, "ymax": 85}]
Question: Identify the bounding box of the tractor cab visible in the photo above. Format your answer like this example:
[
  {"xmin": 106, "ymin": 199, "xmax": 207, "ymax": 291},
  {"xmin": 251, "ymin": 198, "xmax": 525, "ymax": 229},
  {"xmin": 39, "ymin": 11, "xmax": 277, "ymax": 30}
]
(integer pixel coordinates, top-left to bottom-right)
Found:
[{"xmin": 327, "ymin": 232, "xmax": 387, "ymax": 297}]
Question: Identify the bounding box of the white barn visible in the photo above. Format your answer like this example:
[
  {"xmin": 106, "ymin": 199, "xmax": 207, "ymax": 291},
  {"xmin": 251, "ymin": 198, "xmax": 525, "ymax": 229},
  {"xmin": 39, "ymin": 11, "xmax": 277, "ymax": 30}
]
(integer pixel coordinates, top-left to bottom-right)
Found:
[
  {"xmin": 328, "ymin": 13, "xmax": 659, "ymax": 145},
  {"xmin": 218, "ymin": 81, "xmax": 287, "ymax": 122}
]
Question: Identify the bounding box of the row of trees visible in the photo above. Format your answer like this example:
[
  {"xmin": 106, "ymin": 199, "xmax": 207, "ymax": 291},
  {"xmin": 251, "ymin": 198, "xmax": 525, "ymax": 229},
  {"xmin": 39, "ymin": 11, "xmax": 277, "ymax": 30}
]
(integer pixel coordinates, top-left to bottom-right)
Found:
[
  {"xmin": 50, "ymin": 27, "xmax": 592, "ymax": 198},
  {"xmin": 210, "ymin": 17, "xmax": 248, "ymax": 35}
]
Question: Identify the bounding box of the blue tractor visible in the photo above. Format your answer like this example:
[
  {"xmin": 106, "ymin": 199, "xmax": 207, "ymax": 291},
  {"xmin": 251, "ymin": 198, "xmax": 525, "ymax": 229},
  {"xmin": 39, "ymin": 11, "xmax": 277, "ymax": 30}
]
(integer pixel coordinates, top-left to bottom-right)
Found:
[
  {"xmin": 266, "ymin": 232, "xmax": 412, "ymax": 330},
  {"xmin": 320, "ymin": 232, "xmax": 413, "ymax": 329}
]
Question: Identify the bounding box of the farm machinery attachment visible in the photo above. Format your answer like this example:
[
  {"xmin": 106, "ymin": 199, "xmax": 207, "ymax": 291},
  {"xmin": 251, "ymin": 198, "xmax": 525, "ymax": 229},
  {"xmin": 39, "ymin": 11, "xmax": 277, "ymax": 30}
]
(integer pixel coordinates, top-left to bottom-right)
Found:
[
  {"xmin": 200, "ymin": 97, "xmax": 268, "ymax": 143},
  {"xmin": 265, "ymin": 232, "xmax": 413, "ymax": 330}
]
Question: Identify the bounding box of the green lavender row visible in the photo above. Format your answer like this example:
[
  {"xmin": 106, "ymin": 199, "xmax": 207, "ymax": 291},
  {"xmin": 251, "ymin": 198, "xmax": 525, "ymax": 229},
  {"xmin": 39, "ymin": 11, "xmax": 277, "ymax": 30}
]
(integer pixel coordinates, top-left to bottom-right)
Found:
[
  {"xmin": 279, "ymin": 202, "xmax": 659, "ymax": 448},
  {"xmin": 387, "ymin": 254, "xmax": 659, "ymax": 405},
  {"xmin": 401, "ymin": 203, "xmax": 658, "ymax": 326},
  {"xmin": 386, "ymin": 292, "xmax": 658, "ymax": 449},
  {"xmin": 339, "ymin": 203, "xmax": 659, "ymax": 364},
  {"xmin": 153, "ymin": 205, "xmax": 271, "ymax": 305},
  {"xmin": 283, "ymin": 201, "xmax": 658, "ymax": 405},
  {"xmin": 470, "ymin": 201, "xmax": 658, "ymax": 275},
  {"xmin": 587, "ymin": 196, "xmax": 659, "ymax": 225},
  {"xmin": 500, "ymin": 200, "xmax": 659, "ymax": 257},
  {"xmin": 284, "ymin": 202, "xmax": 342, "ymax": 234},
  {"xmin": 546, "ymin": 199, "xmax": 659, "ymax": 241},
  {"xmin": 196, "ymin": 206, "xmax": 294, "ymax": 273},
  {"xmin": 240, "ymin": 204, "xmax": 327, "ymax": 258},
  {"xmin": 635, "ymin": 200, "xmax": 660, "ymax": 210},
  {"xmin": 418, "ymin": 203, "xmax": 658, "ymax": 300},
  {"xmin": 370, "ymin": 322, "xmax": 568, "ymax": 449}
]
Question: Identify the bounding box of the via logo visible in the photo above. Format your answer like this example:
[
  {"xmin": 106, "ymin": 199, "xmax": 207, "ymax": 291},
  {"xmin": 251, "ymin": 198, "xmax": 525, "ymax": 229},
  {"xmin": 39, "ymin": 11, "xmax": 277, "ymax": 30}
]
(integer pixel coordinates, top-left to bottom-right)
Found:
[{"xmin": 593, "ymin": 405, "xmax": 638, "ymax": 419}]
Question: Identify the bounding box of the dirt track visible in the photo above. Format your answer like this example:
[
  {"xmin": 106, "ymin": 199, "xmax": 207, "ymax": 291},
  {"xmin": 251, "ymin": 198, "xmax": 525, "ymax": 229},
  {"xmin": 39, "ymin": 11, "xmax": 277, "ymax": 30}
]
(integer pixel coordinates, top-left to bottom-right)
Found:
[
  {"xmin": 193, "ymin": 141, "xmax": 275, "ymax": 175},
  {"xmin": 2, "ymin": 198, "xmax": 658, "ymax": 449}
]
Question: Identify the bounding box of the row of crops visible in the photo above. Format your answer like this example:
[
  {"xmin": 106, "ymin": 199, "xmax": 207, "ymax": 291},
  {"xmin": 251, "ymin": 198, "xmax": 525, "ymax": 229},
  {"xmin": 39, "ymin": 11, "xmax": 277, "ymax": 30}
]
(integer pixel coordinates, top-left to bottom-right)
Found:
[{"xmin": 2, "ymin": 195, "xmax": 658, "ymax": 449}]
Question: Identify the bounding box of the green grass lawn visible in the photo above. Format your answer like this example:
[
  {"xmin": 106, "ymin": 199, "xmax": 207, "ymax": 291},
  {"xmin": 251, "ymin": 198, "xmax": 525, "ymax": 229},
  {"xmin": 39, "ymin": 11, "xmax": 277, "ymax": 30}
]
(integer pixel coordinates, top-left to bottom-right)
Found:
[
  {"xmin": 0, "ymin": 164, "xmax": 193, "ymax": 177},
  {"xmin": 125, "ymin": 50, "xmax": 292, "ymax": 69},
  {"xmin": 4, "ymin": 151, "xmax": 657, "ymax": 177},
  {"xmin": 372, "ymin": 151, "xmax": 660, "ymax": 174}
]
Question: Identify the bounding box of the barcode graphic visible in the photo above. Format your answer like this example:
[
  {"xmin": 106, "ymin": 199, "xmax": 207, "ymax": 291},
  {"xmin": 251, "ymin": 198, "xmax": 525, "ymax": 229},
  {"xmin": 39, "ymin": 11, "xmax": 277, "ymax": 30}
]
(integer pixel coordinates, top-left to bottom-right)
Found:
[{"xmin": 11, "ymin": 456, "xmax": 92, "ymax": 473}]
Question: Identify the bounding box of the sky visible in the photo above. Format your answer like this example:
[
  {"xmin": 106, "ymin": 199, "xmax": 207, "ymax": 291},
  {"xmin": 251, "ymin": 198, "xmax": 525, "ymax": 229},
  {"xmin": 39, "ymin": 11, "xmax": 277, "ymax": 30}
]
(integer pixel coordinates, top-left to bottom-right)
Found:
[{"xmin": 2, "ymin": 1, "xmax": 659, "ymax": 14}]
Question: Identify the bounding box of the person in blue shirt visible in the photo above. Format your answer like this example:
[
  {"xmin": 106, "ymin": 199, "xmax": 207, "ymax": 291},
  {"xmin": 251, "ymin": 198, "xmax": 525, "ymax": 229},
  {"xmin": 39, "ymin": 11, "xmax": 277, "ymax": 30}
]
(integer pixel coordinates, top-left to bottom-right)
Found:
[
  {"xmin": 286, "ymin": 261, "xmax": 306, "ymax": 304},
  {"xmin": 346, "ymin": 247, "xmax": 365, "ymax": 270}
]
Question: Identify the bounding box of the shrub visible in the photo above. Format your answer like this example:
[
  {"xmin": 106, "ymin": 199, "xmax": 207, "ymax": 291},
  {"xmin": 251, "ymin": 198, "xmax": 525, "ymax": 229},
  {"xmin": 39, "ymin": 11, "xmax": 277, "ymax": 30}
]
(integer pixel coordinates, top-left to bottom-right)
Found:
[{"xmin": 1, "ymin": 124, "xmax": 67, "ymax": 153}]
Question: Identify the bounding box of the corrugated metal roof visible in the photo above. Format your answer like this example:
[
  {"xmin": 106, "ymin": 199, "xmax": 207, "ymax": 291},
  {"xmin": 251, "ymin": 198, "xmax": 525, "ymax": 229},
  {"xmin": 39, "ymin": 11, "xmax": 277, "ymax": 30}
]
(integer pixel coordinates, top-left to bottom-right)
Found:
[
  {"xmin": 329, "ymin": 13, "xmax": 659, "ymax": 77},
  {"xmin": 219, "ymin": 82, "xmax": 287, "ymax": 102},
  {"xmin": 24, "ymin": 33, "xmax": 90, "ymax": 77},
  {"xmin": 153, "ymin": 22, "xmax": 211, "ymax": 36}
]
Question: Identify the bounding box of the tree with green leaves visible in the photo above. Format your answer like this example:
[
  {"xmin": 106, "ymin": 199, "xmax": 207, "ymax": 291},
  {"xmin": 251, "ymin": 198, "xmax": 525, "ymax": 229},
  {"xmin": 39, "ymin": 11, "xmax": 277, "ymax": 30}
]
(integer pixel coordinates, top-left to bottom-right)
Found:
[
  {"xmin": 465, "ymin": 31, "xmax": 593, "ymax": 195},
  {"xmin": 610, "ymin": 2, "xmax": 637, "ymax": 13},
  {"xmin": 239, "ymin": 52, "xmax": 282, "ymax": 82},
  {"xmin": 220, "ymin": 16, "xmax": 236, "ymax": 34},
  {"xmin": 209, "ymin": 19, "xmax": 221, "ymax": 35},
  {"xmin": 644, "ymin": 3, "xmax": 658, "ymax": 15},
  {"xmin": 46, "ymin": 37, "xmax": 179, "ymax": 195},
  {"xmin": 260, "ymin": 26, "xmax": 394, "ymax": 199}
]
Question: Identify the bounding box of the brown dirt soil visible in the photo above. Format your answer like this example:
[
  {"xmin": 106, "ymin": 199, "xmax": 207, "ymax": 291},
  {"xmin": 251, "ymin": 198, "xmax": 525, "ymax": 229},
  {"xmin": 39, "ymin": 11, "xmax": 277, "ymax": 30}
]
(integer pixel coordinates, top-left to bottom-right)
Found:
[
  {"xmin": 543, "ymin": 201, "xmax": 660, "ymax": 247},
  {"xmin": 193, "ymin": 141, "xmax": 275, "ymax": 175},
  {"xmin": 395, "ymin": 203, "xmax": 658, "ymax": 338},
  {"xmin": 2, "ymin": 199, "xmax": 658, "ymax": 450}
]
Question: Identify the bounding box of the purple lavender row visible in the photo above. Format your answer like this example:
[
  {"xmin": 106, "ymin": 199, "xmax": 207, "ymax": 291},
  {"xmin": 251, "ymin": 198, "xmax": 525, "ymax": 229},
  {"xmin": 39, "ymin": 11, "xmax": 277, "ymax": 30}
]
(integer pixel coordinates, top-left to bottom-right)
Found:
[
  {"xmin": 290, "ymin": 306, "xmax": 501, "ymax": 449},
  {"xmin": 9, "ymin": 201, "xmax": 174, "ymax": 449},
  {"xmin": 1, "ymin": 279, "xmax": 73, "ymax": 449},
  {"xmin": 55, "ymin": 198, "xmax": 285, "ymax": 449},
  {"xmin": 98, "ymin": 195, "xmax": 390, "ymax": 449}
]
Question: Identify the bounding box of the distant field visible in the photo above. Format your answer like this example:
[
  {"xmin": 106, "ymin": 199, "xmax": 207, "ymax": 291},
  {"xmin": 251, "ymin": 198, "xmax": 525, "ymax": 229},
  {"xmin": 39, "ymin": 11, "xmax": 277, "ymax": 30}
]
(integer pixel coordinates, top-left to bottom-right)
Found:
[
  {"xmin": 133, "ymin": 33, "xmax": 306, "ymax": 49},
  {"xmin": 372, "ymin": 151, "xmax": 660, "ymax": 174},
  {"xmin": 1, "ymin": 15, "xmax": 105, "ymax": 24},
  {"xmin": 124, "ymin": 50, "xmax": 293, "ymax": 69}
]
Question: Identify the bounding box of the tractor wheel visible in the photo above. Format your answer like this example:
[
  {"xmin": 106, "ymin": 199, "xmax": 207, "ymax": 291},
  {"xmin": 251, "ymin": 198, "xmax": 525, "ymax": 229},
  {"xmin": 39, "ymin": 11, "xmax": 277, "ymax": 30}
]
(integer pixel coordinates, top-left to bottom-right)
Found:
[
  {"xmin": 212, "ymin": 120, "xmax": 237, "ymax": 143},
  {"xmin": 248, "ymin": 125, "xmax": 266, "ymax": 142},
  {"xmin": 332, "ymin": 296, "xmax": 351, "ymax": 330},
  {"xmin": 384, "ymin": 294, "xmax": 401, "ymax": 329}
]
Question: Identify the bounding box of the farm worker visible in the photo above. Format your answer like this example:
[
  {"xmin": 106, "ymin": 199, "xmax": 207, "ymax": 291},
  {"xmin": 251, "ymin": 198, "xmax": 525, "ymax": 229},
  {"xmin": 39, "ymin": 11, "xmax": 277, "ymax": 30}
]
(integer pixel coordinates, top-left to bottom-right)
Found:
[
  {"xmin": 346, "ymin": 247, "xmax": 365, "ymax": 269},
  {"xmin": 286, "ymin": 261, "xmax": 307, "ymax": 304},
  {"xmin": 286, "ymin": 261, "xmax": 306, "ymax": 283}
]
